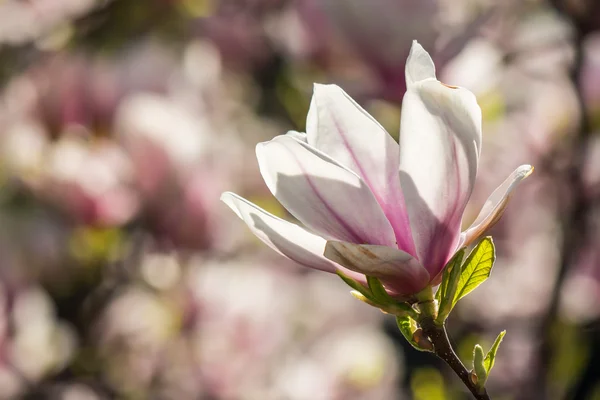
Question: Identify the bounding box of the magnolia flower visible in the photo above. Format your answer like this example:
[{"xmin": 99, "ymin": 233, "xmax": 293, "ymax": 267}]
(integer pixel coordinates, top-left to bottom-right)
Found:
[{"xmin": 221, "ymin": 41, "xmax": 532, "ymax": 297}]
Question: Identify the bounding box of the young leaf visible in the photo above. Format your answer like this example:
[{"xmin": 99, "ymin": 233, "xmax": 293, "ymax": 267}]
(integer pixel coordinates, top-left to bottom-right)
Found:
[
  {"xmin": 453, "ymin": 237, "xmax": 496, "ymax": 306},
  {"xmin": 336, "ymin": 271, "xmax": 374, "ymax": 300},
  {"xmin": 349, "ymin": 290, "xmax": 379, "ymax": 307},
  {"xmin": 435, "ymin": 247, "xmax": 465, "ymax": 304},
  {"xmin": 396, "ymin": 315, "xmax": 432, "ymax": 352},
  {"xmin": 484, "ymin": 330, "xmax": 506, "ymax": 374},
  {"xmin": 367, "ymin": 275, "xmax": 393, "ymax": 304},
  {"xmin": 435, "ymin": 248, "xmax": 465, "ymax": 323},
  {"xmin": 473, "ymin": 344, "xmax": 488, "ymax": 389}
]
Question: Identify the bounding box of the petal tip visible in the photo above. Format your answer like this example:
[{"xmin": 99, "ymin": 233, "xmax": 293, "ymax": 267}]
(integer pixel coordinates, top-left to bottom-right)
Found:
[
  {"xmin": 522, "ymin": 164, "xmax": 534, "ymax": 177},
  {"xmin": 254, "ymin": 141, "xmax": 265, "ymax": 158},
  {"xmin": 406, "ymin": 40, "xmax": 436, "ymax": 86},
  {"xmin": 515, "ymin": 164, "xmax": 534, "ymax": 181},
  {"xmin": 219, "ymin": 191, "xmax": 243, "ymax": 219},
  {"xmin": 220, "ymin": 191, "xmax": 235, "ymax": 205},
  {"xmin": 312, "ymin": 82, "xmax": 343, "ymax": 96},
  {"xmin": 323, "ymin": 240, "xmax": 342, "ymax": 260},
  {"xmin": 410, "ymin": 40, "xmax": 424, "ymax": 53},
  {"xmin": 219, "ymin": 191, "xmax": 231, "ymax": 203}
]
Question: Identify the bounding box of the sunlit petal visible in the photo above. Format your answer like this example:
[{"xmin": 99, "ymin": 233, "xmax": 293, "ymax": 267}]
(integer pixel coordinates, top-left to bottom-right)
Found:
[
  {"xmin": 399, "ymin": 41, "xmax": 482, "ymax": 275},
  {"xmin": 405, "ymin": 40, "xmax": 436, "ymax": 87},
  {"xmin": 460, "ymin": 165, "xmax": 534, "ymax": 247},
  {"xmin": 221, "ymin": 192, "xmax": 367, "ymax": 283},
  {"xmin": 256, "ymin": 135, "xmax": 397, "ymax": 246},
  {"xmin": 307, "ymin": 84, "xmax": 415, "ymax": 254}
]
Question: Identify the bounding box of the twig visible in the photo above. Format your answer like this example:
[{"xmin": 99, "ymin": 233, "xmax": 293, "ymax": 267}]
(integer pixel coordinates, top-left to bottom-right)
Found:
[{"xmin": 420, "ymin": 317, "xmax": 491, "ymax": 400}]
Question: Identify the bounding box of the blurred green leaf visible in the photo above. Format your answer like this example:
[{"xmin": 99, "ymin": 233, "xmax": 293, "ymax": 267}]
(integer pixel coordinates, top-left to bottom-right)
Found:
[
  {"xmin": 479, "ymin": 91, "xmax": 506, "ymax": 123},
  {"xmin": 276, "ymin": 68, "xmax": 311, "ymax": 129},
  {"xmin": 453, "ymin": 237, "xmax": 495, "ymax": 306},
  {"xmin": 458, "ymin": 333, "xmax": 482, "ymax": 365},
  {"xmin": 549, "ymin": 320, "xmax": 590, "ymax": 396},
  {"xmin": 411, "ymin": 367, "xmax": 447, "ymax": 400},
  {"xmin": 69, "ymin": 226, "xmax": 125, "ymax": 264}
]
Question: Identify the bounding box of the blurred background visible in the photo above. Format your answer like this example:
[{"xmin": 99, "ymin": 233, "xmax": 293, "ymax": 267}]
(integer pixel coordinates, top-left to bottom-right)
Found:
[{"xmin": 0, "ymin": 0, "xmax": 598, "ymax": 399}]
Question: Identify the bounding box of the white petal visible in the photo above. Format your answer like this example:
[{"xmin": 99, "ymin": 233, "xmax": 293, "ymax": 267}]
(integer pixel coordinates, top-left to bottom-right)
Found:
[
  {"xmin": 399, "ymin": 44, "xmax": 482, "ymax": 275},
  {"xmin": 257, "ymin": 135, "xmax": 397, "ymax": 247},
  {"xmin": 306, "ymin": 84, "xmax": 415, "ymax": 254},
  {"xmin": 286, "ymin": 130, "xmax": 307, "ymax": 142},
  {"xmin": 324, "ymin": 241, "xmax": 430, "ymax": 295},
  {"xmin": 221, "ymin": 192, "xmax": 338, "ymax": 273},
  {"xmin": 460, "ymin": 165, "xmax": 534, "ymax": 247},
  {"xmin": 405, "ymin": 41, "xmax": 436, "ymax": 87}
]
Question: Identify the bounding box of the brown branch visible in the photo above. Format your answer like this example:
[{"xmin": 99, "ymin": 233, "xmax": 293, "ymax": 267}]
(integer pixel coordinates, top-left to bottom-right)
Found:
[{"xmin": 420, "ymin": 317, "xmax": 491, "ymax": 400}]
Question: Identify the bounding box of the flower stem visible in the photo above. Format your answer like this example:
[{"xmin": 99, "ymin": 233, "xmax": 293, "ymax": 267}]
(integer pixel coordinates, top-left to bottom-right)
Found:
[{"xmin": 419, "ymin": 317, "xmax": 491, "ymax": 400}]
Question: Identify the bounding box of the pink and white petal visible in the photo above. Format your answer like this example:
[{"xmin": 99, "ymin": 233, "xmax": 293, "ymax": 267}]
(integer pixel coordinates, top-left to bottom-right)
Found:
[
  {"xmin": 256, "ymin": 135, "xmax": 397, "ymax": 247},
  {"xmin": 324, "ymin": 241, "xmax": 430, "ymax": 296},
  {"xmin": 221, "ymin": 192, "xmax": 366, "ymax": 282},
  {"xmin": 460, "ymin": 165, "xmax": 534, "ymax": 247},
  {"xmin": 399, "ymin": 41, "xmax": 482, "ymax": 275},
  {"xmin": 306, "ymin": 84, "xmax": 415, "ymax": 254}
]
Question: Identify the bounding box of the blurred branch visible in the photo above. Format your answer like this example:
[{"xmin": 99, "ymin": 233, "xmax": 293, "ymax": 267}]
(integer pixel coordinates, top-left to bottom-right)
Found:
[
  {"xmin": 532, "ymin": 2, "xmax": 593, "ymax": 398},
  {"xmin": 0, "ymin": 43, "xmax": 41, "ymax": 88}
]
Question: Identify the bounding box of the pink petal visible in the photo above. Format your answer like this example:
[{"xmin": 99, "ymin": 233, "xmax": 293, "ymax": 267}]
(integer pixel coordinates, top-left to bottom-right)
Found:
[
  {"xmin": 306, "ymin": 84, "xmax": 415, "ymax": 254},
  {"xmin": 324, "ymin": 241, "xmax": 430, "ymax": 296},
  {"xmin": 399, "ymin": 41, "xmax": 482, "ymax": 276},
  {"xmin": 221, "ymin": 192, "xmax": 366, "ymax": 282},
  {"xmin": 256, "ymin": 135, "xmax": 397, "ymax": 247}
]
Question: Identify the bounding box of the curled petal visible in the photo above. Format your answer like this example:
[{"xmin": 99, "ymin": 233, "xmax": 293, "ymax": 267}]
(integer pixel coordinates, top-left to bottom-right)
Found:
[
  {"xmin": 324, "ymin": 241, "xmax": 430, "ymax": 296},
  {"xmin": 399, "ymin": 41, "xmax": 482, "ymax": 275},
  {"xmin": 306, "ymin": 84, "xmax": 415, "ymax": 254},
  {"xmin": 221, "ymin": 192, "xmax": 366, "ymax": 282},
  {"xmin": 460, "ymin": 165, "xmax": 534, "ymax": 247},
  {"xmin": 256, "ymin": 135, "xmax": 396, "ymax": 247}
]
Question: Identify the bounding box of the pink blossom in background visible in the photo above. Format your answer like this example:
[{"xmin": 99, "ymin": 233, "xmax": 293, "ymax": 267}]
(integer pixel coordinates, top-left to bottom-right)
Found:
[
  {"xmin": 0, "ymin": 1, "xmax": 593, "ymax": 398},
  {"xmin": 294, "ymin": 0, "xmax": 491, "ymax": 102}
]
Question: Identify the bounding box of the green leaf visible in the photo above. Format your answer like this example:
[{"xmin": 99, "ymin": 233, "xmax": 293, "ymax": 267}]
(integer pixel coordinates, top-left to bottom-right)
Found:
[
  {"xmin": 435, "ymin": 248, "xmax": 465, "ymax": 323},
  {"xmin": 336, "ymin": 271, "xmax": 374, "ymax": 300},
  {"xmin": 396, "ymin": 316, "xmax": 432, "ymax": 352},
  {"xmin": 349, "ymin": 290, "xmax": 379, "ymax": 307},
  {"xmin": 473, "ymin": 344, "xmax": 487, "ymax": 388},
  {"xmin": 341, "ymin": 273, "xmax": 419, "ymax": 318},
  {"xmin": 434, "ymin": 276, "xmax": 443, "ymax": 303},
  {"xmin": 365, "ymin": 276, "xmax": 419, "ymax": 318},
  {"xmin": 484, "ymin": 330, "xmax": 506, "ymax": 374},
  {"xmin": 453, "ymin": 237, "xmax": 496, "ymax": 306},
  {"xmin": 367, "ymin": 276, "xmax": 393, "ymax": 304},
  {"xmin": 434, "ymin": 252, "xmax": 457, "ymax": 304}
]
